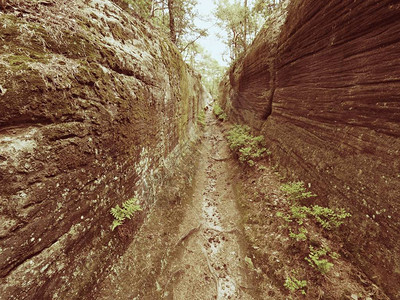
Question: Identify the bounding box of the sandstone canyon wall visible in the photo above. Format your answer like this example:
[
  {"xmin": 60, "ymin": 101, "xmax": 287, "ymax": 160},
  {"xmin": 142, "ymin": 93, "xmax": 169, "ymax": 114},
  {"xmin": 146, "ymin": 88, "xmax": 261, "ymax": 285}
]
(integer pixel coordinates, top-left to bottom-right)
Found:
[
  {"xmin": 0, "ymin": 0, "xmax": 206, "ymax": 298},
  {"xmin": 220, "ymin": 1, "xmax": 400, "ymax": 298}
]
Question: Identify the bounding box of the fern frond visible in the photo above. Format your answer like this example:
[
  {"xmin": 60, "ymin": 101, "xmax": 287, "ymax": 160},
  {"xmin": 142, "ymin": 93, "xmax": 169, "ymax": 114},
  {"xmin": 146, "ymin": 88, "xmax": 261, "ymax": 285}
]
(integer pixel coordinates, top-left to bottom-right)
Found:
[
  {"xmin": 111, "ymin": 205, "xmax": 126, "ymax": 221},
  {"xmin": 110, "ymin": 197, "xmax": 143, "ymax": 230},
  {"xmin": 111, "ymin": 219, "xmax": 123, "ymax": 231}
]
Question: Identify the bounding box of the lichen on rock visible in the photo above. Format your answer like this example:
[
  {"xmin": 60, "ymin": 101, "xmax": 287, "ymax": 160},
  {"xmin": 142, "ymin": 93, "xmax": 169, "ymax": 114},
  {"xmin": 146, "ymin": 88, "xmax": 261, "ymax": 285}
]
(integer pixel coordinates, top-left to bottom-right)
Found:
[{"xmin": 0, "ymin": 0, "xmax": 206, "ymax": 298}]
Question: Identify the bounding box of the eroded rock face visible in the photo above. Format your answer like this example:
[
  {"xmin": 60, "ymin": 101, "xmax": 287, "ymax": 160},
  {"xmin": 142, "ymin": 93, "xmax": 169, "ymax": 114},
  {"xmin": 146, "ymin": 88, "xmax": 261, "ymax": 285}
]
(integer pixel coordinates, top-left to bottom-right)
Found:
[
  {"xmin": 0, "ymin": 0, "xmax": 205, "ymax": 298},
  {"xmin": 220, "ymin": 1, "xmax": 400, "ymax": 298},
  {"xmin": 220, "ymin": 3, "xmax": 289, "ymax": 129}
]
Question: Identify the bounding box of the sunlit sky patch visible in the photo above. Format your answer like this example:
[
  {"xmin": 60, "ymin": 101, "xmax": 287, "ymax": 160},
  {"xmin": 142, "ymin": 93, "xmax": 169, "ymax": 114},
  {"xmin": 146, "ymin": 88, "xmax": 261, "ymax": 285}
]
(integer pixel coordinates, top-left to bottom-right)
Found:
[{"xmin": 194, "ymin": 0, "xmax": 229, "ymax": 66}]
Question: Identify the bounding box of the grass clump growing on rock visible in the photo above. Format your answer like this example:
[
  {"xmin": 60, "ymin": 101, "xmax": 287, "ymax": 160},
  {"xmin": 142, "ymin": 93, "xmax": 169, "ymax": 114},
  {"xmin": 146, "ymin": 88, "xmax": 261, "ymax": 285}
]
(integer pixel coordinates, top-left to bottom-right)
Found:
[
  {"xmin": 213, "ymin": 103, "xmax": 227, "ymax": 121},
  {"xmin": 111, "ymin": 197, "xmax": 142, "ymax": 230},
  {"xmin": 284, "ymin": 271, "xmax": 307, "ymax": 295},
  {"xmin": 305, "ymin": 245, "xmax": 338, "ymax": 274},
  {"xmin": 280, "ymin": 181, "xmax": 316, "ymax": 204},
  {"xmin": 278, "ymin": 181, "xmax": 351, "ymax": 233},
  {"xmin": 309, "ymin": 205, "xmax": 351, "ymax": 230},
  {"xmin": 227, "ymin": 124, "xmax": 269, "ymax": 166},
  {"xmin": 289, "ymin": 226, "xmax": 308, "ymax": 242},
  {"xmin": 275, "ymin": 181, "xmax": 350, "ymax": 281}
]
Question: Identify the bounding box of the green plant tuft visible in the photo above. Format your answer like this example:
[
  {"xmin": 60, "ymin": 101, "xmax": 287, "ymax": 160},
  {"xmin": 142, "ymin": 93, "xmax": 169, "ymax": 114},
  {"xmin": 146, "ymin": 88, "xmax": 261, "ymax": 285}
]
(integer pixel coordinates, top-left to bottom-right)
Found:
[
  {"xmin": 278, "ymin": 182, "xmax": 351, "ymax": 231},
  {"xmin": 227, "ymin": 124, "xmax": 269, "ymax": 166},
  {"xmin": 305, "ymin": 245, "xmax": 334, "ymax": 274},
  {"xmin": 277, "ymin": 181, "xmax": 351, "ymax": 248},
  {"xmin": 111, "ymin": 197, "xmax": 142, "ymax": 230},
  {"xmin": 280, "ymin": 181, "xmax": 316, "ymax": 204},
  {"xmin": 309, "ymin": 205, "xmax": 351, "ymax": 230},
  {"xmin": 213, "ymin": 103, "xmax": 227, "ymax": 121},
  {"xmin": 289, "ymin": 226, "xmax": 308, "ymax": 242},
  {"xmin": 284, "ymin": 272, "xmax": 307, "ymax": 295},
  {"xmin": 290, "ymin": 205, "xmax": 311, "ymax": 225}
]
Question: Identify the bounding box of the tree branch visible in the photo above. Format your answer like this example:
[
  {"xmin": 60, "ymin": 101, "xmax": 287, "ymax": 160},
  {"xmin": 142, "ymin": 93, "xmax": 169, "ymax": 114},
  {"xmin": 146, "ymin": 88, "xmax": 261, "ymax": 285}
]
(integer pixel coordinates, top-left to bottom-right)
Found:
[{"xmin": 181, "ymin": 30, "xmax": 207, "ymax": 53}]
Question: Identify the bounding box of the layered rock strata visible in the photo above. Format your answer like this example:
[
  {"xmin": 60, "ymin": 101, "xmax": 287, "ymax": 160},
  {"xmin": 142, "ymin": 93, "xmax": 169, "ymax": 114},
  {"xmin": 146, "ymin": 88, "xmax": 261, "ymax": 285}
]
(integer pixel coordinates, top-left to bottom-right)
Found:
[
  {"xmin": 220, "ymin": 1, "xmax": 400, "ymax": 298},
  {"xmin": 0, "ymin": 0, "xmax": 205, "ymax": 298}
]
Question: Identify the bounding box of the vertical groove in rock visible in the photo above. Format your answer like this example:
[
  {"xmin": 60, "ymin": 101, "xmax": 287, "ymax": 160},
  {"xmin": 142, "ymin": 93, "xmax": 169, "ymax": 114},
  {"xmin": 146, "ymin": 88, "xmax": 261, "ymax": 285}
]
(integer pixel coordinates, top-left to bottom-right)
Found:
[{"xmin": 263, "ymin": 54, "xmax": 276, "ymax": 120}]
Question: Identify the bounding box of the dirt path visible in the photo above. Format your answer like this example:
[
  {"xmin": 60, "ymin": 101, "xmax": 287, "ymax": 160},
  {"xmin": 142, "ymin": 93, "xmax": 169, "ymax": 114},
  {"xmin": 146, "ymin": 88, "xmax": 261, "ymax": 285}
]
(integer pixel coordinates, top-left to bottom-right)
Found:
[
  {"xmin": 163, "ymin": 111, "xmax": 254, "ymax": 299},
  {"xmin": 93, "ymin": 110, "xmax": 391, "ymax": 300},
  {"xmin": 92, "ymin": 111, "xmax": 255, "ymax": 300}
]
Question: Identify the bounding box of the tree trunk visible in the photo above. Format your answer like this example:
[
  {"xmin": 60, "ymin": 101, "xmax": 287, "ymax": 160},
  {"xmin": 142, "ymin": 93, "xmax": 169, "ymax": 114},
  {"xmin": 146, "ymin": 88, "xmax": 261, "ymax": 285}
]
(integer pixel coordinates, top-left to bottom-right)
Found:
[
  {"xmin": 243, "ymin": 0, "xmax": 248, "ymax": 51},
  {"xmin": 150, "ymin": 0, "xmax": 155, "ymax": 17},
  {"xmin": 0, "ymin": 0, "xmax": 6, "ymax": 11},
  {"xmin": 168, "ymin": 0, "xmax": 176, "ymax": 44}
]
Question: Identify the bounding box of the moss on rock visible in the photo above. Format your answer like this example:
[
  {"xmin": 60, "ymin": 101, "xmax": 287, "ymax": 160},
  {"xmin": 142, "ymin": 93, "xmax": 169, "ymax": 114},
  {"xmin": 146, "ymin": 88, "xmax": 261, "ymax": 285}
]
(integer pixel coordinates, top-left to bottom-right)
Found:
[{"xmin": 0, "ymin": 1, "xmax": 205, "ymax": 299}]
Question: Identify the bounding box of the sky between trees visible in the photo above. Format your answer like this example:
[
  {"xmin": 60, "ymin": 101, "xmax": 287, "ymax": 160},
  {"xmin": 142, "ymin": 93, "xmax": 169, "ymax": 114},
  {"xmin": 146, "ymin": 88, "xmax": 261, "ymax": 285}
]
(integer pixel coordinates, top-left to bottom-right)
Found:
[{"xmin": 117, "ymin": 0, "xmax": 282, "ymax": 97}]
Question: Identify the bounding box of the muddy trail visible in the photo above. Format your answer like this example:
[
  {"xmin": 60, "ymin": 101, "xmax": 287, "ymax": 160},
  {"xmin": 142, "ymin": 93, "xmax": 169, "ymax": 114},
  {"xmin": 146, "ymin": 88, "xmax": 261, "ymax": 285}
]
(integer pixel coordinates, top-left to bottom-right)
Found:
[
  {"xmin": 92, "ymin": 108, "xmax": 390, "ymax": 300},
  {"xmin": 163, "ymin": 112, "xmax": 253, "ymax": 299},
  {"xmin": 92, "ymin": 111, "xmax": 255, "ymax": 300}
]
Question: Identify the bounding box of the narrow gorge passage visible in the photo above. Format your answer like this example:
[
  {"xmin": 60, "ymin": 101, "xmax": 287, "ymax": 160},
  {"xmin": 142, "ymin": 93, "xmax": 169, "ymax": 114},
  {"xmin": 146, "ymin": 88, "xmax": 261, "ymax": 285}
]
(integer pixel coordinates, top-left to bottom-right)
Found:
[{"xmin": 166, "ymin": 111, "xmax": 254, "ymax": 299}]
